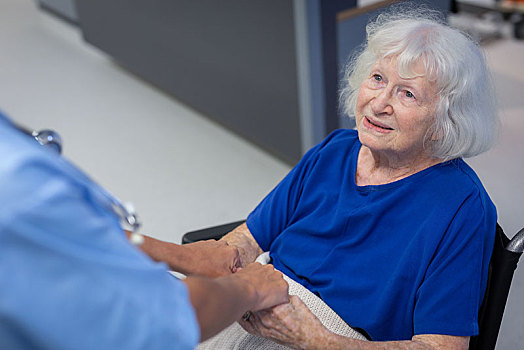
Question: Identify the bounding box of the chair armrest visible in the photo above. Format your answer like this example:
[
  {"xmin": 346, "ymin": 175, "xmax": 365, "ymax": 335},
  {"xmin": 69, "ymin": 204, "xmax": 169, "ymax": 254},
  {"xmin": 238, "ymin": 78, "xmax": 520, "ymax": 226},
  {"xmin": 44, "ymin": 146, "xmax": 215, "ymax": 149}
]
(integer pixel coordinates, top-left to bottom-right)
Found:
[
  {"xmin": 507, "ymin": 227, "xmax": 524, "ymax": 253},
  {"xmin": 181, "ymin": 220, "xmax": 246, "ymax": 244}
]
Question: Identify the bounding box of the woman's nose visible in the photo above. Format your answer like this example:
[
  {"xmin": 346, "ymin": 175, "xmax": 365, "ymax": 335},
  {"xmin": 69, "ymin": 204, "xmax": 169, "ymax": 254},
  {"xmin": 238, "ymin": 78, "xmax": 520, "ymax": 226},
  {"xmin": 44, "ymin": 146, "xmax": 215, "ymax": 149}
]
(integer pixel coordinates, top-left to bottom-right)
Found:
[{"xmin": 370, "ymin": 90, "xmax": 393, "ymax": 115}]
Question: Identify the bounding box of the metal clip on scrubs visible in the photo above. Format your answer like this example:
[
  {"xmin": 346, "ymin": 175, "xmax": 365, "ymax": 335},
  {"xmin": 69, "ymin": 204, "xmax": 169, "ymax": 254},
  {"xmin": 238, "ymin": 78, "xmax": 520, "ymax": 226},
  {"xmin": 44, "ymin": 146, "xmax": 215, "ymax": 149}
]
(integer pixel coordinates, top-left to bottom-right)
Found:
[{"xmin": 24, "ymin": 125, "xmax": 144, "ymax": 246}]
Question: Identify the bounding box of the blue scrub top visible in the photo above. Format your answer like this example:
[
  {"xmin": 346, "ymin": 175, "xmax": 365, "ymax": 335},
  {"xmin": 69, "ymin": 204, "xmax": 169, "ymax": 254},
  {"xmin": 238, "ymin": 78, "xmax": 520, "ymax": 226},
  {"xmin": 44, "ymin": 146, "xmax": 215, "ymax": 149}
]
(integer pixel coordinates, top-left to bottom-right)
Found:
[{"xmin": 0, "ymin": 112, "xmax": 199, "ymax": 349}]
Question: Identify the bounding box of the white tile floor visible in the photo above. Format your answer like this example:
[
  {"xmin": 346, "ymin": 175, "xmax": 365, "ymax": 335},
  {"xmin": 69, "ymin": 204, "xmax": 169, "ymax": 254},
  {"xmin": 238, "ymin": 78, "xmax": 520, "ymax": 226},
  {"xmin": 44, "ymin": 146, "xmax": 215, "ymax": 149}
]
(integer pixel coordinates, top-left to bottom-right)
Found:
[
  {"xmin": 1, "ymin": 0, "xmax": 523, "ymax": 348},
  {"xmin": 0, "ymin": 0, "xmax": 291, "ymax": 243}
]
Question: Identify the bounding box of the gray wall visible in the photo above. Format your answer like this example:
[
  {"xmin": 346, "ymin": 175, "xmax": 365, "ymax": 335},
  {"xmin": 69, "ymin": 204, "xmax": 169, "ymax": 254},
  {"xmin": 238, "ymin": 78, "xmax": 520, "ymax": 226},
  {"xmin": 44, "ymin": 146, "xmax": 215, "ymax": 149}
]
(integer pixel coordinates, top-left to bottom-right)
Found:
[
  {"xmin": 77, "ymin": 0, "xmax": 302, "ymax": 164},
  {"xmin": 37, "ymin": 0, "xmax": 77, "ymax": 22},
  {"xmin": 76, "ymin": 0, "xmax": 451, "ymax": 164}
]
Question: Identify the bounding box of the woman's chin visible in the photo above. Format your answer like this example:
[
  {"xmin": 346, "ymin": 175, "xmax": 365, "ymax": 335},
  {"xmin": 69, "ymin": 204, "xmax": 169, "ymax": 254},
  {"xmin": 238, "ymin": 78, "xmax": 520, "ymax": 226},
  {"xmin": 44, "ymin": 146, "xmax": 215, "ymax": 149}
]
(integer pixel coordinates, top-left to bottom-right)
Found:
[{"xmin": 358, "ymin": 128, "xmax": 393, "ymax": 150}]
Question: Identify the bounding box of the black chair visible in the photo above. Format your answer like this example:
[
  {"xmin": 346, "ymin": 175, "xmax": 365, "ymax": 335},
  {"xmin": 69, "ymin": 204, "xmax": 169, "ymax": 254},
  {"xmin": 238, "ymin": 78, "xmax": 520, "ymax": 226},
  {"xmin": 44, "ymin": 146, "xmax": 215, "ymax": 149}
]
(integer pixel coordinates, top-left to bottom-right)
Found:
[
  {"xmin": 469, "ymin": 224, "xmax": 524, "ymax": 350},
  {"xmin": 182, "ymin": 222, "xmax": 524, "ymax": 349},
  {"xmin": 182, "ymin": 220, "xmax": 245, "ymax": 244}
]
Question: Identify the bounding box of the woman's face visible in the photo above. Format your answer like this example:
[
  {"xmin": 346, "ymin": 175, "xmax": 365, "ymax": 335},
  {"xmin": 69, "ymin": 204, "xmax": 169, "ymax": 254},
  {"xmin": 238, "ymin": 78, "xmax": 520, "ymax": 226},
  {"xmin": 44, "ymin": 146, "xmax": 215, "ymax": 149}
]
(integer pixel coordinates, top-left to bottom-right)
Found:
[{"xmin": 355, "ymin": 57, "xmax": 438, "ymax": 162}]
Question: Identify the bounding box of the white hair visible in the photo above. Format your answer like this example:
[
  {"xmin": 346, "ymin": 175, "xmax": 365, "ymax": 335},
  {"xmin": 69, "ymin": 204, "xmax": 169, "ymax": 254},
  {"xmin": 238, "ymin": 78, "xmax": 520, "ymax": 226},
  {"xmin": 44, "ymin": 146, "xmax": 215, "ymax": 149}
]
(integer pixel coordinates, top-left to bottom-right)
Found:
[{"xmin": 340, "ymin": 5, "xmax": 499, "ymax": 159}]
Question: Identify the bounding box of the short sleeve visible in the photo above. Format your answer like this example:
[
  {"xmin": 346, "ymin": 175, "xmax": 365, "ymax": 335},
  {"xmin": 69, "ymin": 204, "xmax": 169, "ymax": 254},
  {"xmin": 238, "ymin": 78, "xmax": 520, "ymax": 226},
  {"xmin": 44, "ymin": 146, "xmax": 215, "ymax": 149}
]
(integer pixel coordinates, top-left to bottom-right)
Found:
[
  {"xmin": 413, "ymin": 192, "xmax": 496, "ymax": 337},
  {"xmin": 246, "ymin": 130, "xmax": 347, "ymax": 251},
  {"xmin": 0, "ymin": 155, "xmax": 200, "ymax": 350}
]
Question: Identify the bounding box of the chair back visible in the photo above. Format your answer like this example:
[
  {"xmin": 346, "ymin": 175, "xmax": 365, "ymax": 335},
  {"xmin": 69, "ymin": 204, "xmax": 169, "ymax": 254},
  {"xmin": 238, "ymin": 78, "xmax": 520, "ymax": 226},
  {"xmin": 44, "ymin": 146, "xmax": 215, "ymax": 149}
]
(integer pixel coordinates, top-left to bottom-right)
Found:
[
  {"xmin": 469, "ymin": 224, "xmax": 523, "ymax": 350},
  {"xmin": 181, "ymin": 220, "xmax": 246, "ymax": 244}
]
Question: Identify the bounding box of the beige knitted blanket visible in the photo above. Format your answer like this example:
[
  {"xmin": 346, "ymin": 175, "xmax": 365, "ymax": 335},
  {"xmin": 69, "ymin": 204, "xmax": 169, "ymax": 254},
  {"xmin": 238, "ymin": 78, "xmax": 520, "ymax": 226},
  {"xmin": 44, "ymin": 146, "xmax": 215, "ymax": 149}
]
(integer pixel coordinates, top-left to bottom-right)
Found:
[{"xmin": 197, "ymin": 253, "xmax": 367, "ymax": 349}]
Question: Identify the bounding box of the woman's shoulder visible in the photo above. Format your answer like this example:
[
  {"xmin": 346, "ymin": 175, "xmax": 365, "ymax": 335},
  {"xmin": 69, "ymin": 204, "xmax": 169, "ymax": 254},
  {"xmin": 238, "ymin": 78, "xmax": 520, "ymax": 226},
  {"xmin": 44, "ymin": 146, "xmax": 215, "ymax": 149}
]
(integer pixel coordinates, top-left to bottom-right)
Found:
[
  {"xmin": 325, "ymin": 128, "xmax": 359, "ymax": 142},
  {"xmin": 428, "ymin": 159, "xmax": 495, "ymax": 212},
  {"xmin": 435, "ymin": 159, "xmax": 486, "ymax": 191},
  {"xmin": 315, "ymin": 128, "xmax": 359, "ymax": 153},
  {"xmin": 296, "ymin": 129, "xmax": 359, "ymax": 175}
]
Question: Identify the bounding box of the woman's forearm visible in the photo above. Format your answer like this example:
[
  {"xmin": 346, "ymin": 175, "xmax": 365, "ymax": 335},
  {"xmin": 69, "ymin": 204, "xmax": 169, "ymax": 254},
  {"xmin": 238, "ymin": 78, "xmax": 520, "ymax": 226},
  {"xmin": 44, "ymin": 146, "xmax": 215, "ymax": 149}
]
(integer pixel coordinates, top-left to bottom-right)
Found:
[
  {"xmin": 221, "ymin": 223, "xmax": 263, "ymax": 267},
  {"xmin": 308, "ymin": 332, "xmax": 469, "ymax": 350},
  {"xmin": 242, "ymin": 295, "xmax": 469, "ymax": 350}
]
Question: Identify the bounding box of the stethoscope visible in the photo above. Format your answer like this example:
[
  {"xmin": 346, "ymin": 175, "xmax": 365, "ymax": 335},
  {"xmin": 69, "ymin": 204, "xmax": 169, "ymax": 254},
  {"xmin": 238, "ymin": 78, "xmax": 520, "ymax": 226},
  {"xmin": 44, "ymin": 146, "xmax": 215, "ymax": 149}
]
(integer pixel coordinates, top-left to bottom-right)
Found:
[{"xmin": 14, "ymin": 124, "xmax": 144, "ymax": 246}]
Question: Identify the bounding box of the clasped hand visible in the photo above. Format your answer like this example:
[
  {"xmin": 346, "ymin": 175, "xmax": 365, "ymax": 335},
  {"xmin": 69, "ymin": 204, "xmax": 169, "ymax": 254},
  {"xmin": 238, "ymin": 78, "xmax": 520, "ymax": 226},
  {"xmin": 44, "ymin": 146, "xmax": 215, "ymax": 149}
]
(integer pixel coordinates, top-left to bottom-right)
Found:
[
  {"xmin": 239, "ymin": 295, "xmax": 329, "ymax": 350},
  {"xmin": 179, "ymin": 239, "xmax": 241, "ymax": 277}
]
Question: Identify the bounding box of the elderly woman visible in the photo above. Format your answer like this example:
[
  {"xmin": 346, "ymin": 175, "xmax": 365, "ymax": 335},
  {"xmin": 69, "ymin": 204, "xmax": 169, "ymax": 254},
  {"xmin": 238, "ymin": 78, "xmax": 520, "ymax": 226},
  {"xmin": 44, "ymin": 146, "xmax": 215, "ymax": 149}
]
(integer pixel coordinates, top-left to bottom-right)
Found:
[{"xmin": 221, "ymin": 7, "xmax": 498, "ymax": 350}]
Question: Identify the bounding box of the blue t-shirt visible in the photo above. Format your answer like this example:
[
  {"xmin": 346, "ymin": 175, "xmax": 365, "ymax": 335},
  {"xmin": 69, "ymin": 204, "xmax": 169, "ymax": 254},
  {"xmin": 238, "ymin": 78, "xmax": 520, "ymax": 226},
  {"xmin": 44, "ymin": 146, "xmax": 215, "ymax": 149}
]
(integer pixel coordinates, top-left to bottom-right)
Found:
[
  {"xmin": 0, "ymin": 113, "xmax": 199, "ymax": 350},
  {"xmin": 247, "ymin": 129, "xmax": 496, "ymax": 341}
]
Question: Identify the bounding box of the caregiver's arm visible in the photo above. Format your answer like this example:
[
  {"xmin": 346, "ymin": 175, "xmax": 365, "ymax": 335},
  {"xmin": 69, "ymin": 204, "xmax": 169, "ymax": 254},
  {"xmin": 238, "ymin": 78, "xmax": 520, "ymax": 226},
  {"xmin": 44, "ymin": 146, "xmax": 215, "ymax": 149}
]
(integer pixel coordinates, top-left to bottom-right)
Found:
[
  {"xmin": 126, "ymin": 231, "xmax": 240, "ymax": 277},
  {"xmin": 221, "ymin": 223, "xmax": 263, "ymax": 267},
  {"xmin": 241, "ymin": 296, "xmax": 469, "ymax": 350},
  {"xmin": 184, "ymin": 262, "xmax": 289, "ymax": 341}
]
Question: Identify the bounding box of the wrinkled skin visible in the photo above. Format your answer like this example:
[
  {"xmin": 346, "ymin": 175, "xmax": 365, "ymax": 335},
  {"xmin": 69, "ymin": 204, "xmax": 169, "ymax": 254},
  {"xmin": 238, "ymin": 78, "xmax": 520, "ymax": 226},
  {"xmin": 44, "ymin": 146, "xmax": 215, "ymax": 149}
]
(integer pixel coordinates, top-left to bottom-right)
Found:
[
  {"xmin": 178, "ymin": 239, "xmax": 241, "ymax": 277},
  {"xmin": 239, "ymin": 295, "xmax": 328, "ymax": 349}
]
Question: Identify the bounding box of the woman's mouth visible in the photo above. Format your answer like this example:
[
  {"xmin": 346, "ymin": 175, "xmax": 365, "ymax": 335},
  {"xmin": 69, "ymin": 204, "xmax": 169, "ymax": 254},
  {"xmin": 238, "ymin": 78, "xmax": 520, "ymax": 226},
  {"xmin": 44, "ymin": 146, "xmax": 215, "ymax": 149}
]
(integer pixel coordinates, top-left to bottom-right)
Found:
[{"xmin": 364, "ymin": 117, "xmax": 394, "ymax": 133}]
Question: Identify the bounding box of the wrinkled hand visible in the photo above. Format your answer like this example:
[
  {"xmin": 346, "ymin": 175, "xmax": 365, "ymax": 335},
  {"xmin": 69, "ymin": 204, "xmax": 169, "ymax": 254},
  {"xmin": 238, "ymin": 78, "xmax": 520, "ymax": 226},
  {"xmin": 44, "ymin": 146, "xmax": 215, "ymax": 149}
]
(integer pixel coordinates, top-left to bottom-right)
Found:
[
  {"xmin": 235, "ymin": 263, "xmax": 289, "ymax": 311},
  {"xmin": 178, "ymin": 239, "xmax": 241, "ymax": 277},
  {"xmin": 239, "ymin": 295, "xmax": 329, "ymax": 350}
]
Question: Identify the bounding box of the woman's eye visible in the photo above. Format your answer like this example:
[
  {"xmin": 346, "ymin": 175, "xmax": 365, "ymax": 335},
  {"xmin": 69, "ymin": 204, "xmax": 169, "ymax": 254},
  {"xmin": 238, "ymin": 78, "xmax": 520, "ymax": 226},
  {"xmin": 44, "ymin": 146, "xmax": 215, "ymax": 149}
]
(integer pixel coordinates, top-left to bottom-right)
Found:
[
  {"xmin": 372, "ymin": 74, "xmax": 383, "ymax": 82},
  {"xmin": 405, "ymin": 90, "xmax": 415, "ymax": 99}
]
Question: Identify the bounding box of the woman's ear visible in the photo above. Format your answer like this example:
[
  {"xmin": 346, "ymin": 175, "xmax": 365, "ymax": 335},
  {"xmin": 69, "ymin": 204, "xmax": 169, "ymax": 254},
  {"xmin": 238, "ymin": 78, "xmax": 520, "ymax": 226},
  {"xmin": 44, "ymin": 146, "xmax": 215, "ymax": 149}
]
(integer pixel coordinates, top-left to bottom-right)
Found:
[{"xmin": 430, "ymin": 126, "xmax": 442, "ymax": 141}]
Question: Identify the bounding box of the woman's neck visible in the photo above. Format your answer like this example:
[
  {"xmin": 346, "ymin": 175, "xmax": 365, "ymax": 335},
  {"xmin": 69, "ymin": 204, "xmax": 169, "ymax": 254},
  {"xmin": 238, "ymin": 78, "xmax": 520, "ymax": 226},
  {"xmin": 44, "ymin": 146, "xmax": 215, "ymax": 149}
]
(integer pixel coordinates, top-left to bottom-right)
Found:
[{"xmin": 355, "ymin": 146, "xmax": 442, "ymax": 186}]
